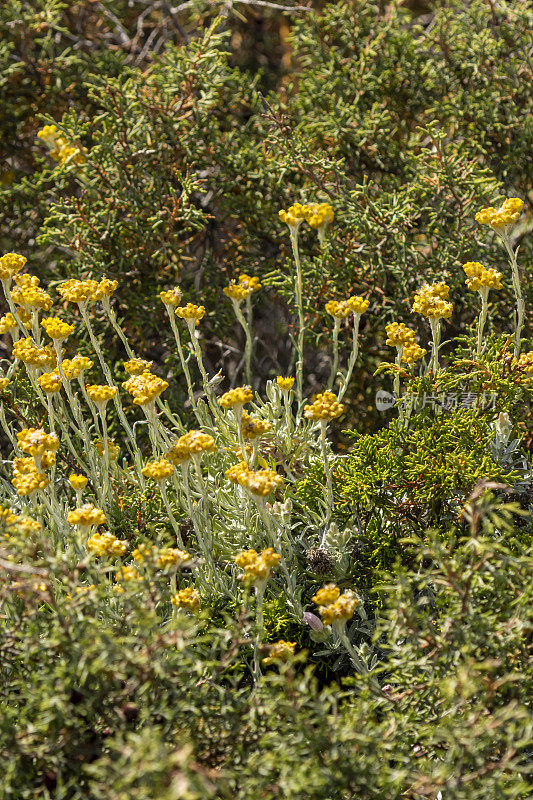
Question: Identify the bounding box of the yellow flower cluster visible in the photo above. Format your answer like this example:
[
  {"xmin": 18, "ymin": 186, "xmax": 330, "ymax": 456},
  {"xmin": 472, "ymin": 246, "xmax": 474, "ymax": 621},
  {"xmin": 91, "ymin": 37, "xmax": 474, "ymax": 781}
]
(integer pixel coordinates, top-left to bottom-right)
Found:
[
  {"xmin": 86, "ymin": 384, "xmax": 118, "ymax": 405},
  {"xmin": 69, "ymin": 474, "xmax": 88, "ymax": 490},
  {"xmin": 87, "ymin": 530, "xmax": 128, "ymax": 557},
  {"xmin": 385, "ymin": 323, "xmax": 427, "ymax": 364},
  {"xmin": 122, "ymin": 371, "xmax": 169, "ymax": 406},
  {"xmin": 304, "ymin": 390, "xmax": 345, "ymax": 421},
  {"xmin": 312, "ymin": 583, "xmax": 358, "ymax": 626},
  {"xmin": 346, "ymin": 295, "xmax": 370, "ymax": 315},
  {"xmin": 462, "ymin": 262, "xmax": 503, "ymax": 292},
  {"xmin": 92, "ymin": 278, "xmax": 118, "ymax": 300},
  {"xmin": 0, "ymin": 506, "xmax": 41, "ymax": 535},
  {"xmin": 166, "ymin": 430, "xmax": 216, "ymax": 464},
  {"xmin": 279, "ymin": 202, "xmax": 334, "ymax": 234},
  {"xmin": 41, "ymin": 316, "xmax": 75, "ymax": 341},
  {"xmin": 412, "ymin": 283, "xmax": 453, "ymax": 319},
  {"xmin": 37, "ymin": 124, "xmax": 86, "ymax": 166},
  {"xmin": 12, "ymin": 458, "xmax": 49, "ymax": 496},
  {"xmin": 141, "ymin": 458, "xmax": 175, "ymax": 482},
  {"xmin": 62, "ymin": 355, "xmax": 93, "ymax": 380},
  {"xmin": 475, "ymin": 197, "xmax": 524, "ymax": 231},
  {"xmin": 223, "ymin": 282, "xmax": 252, "ymax": 302},
  {"xmin": 218, "ymin": 385, "xmax": 253, "ymax": 409},
  {"xmin": 238, "ymin": 274, "xmax": 261, "ymax": 293},
  {"xmin": 124, "ymin": 358, "xmax": 153, "ymax": 375},
  {"xmin": 67, "ymin": 504, "xmax": 107, "ymax": 528},
  {"xmin": 234, "ymin": 547, "xmax": 281, "ymax": 584},
  {"xmin": 262, "ymin": 640, "xmax": 296, "ymax": 665},
  {"xmin": 278, "ymin": 203, "xmax": 308, "ymax": 229},
  {"xmin": 226, "ymin": 462, "xmax": 283, "ymax": 496},
  {"xmin": 0, "ymin": 252, "xmax": 27, "ymax": 282},
  {"xmin": 94, "ymin": 439, "xmax": 120, "ymax": 460},
  {"xmin": 0, "ymin": 313, "xmax": 18, "ymax": 335},
  {"xmin": 18, "ymin": 428, "xmax": 59, "ymax": 458},
  {"xmin": 13, "ymin": 339, "xmax": 58, "ymax": 370},
  {"xmin": 156, "ymin": 548, "xmax": 191, "ymax": 569},
  {"xmin": 116, "ymin": 565, "xmax": 141, "ymax": 582},
  {"xmin": 57, "ymin": 279, "xmax": 99, "ymax": 305},
  {"xmin": 0, "ymin": 377, "xmax": 9, "ymax": 393},
  {"xmin": 37, "ymin": 371, "xmax": 62, "ymax": 394},
  {"xmin": 241, "ymin": 410, "xmax": 271, "ymax": 440},
  {"xmin": 160, "ymin": 286, "xmax": 182, "ymax": 307},
  {"xmin": 175, "ymin": 303, "xmax": 205, "ymax": 323},
  {"xmin": 325, "ymin": 300, "xmax": 351, "ymax": 319},
  {"xmin": 276, "ymin": 376, "xmax": 294, "ymax": 391},
  {"xmin": 402, "ymin": 343, "xmax": 427, "ymax": 365},
  {"xmin": 171, "ymin": 587, "xmax": 201, "ymax": 613},
  {"xmin": 11, "ymin": 275, "xmax": 53, "ymax": 312},
  {"xmin": 514, "ymin": 352, "xmax": 533, "ymax": 376}
]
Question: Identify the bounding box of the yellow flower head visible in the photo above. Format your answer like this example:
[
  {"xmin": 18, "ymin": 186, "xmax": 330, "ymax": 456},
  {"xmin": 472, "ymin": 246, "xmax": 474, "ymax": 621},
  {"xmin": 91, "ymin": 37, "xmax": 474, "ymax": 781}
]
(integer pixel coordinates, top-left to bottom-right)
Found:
[
  {"xmin": 385, "ymin": 322, "xmax": 416, "ymax": 349},
  {"xmin": 171, "ymin": 587, "xmax": 201, "ymax": 613},
  {"xmin": 69, "ymin": 474, "xmax": 88, "ymax": 490},
  {"xmin": 412, "ymin": 283, "xmax": 453, "ymax": 320},
  {"xmin": 61, "ymin": 355, "xmax": 93, "ymax": 381},
  {"xmin": 304, "ymin": 390, "xmax": 345, "ymax": 421},
  {"xmin": 37, "ymin": 371, "xmax": 62, "ymax": 394},
  {"xmin": 94, "ymin": 439, "xmax": 120, "ymax": 460},
  {"xmin": 0, "ymin": 252, "xmax": 27, "ymax": 282},
  {"xmin": 141, "ymin": 458, "xmax": 175, "ymax": 482},
  {"xmin": 279, "ymin": 203, "xmax": 308, "ymax": 230},
  {"xmin": 402, "ymin": 343, "xmax": 427, "ymax": 364},
  {"xmin": 238, "ymin": 274, "xmax": 261, "ymax": 293},
  {"xmin": 92, "ymin": 278, "xmax": 118, "ymax": 300},
  {"xmin": 325, "ymin": 300, "xmax": 351, "ymax": 319},
  {"xmin": 513, "ymin": 352, "xmax": 533, "ymax": 378},
  {"xmin": 41, "ymin": 316, "xmax": 75, "ymax": 341},
  {"xmin": 37, "ymin": 124, "xmax": 59, "ymax": 145},
  {"xmin": 312, "ymin": 583, "xmax": 358, "ymax": 626},
  {"xmin": 218, "ymin": 385, "xmax": 253, "ymax": 409},
  {"xmin": 462, "ymin": 262, "xmax": 503, "ymax": 292},
  {"xmin": 67, "ymin": 504, "xmax": 107, "ymax": 528},
  {"xmin": 166, "ymin": 441, "xmax": 192, "ymax": 465},
  {"xmin": 241, "ymin": 467, "xmax": 283, "ymax": 497},
  {"xmin": 116, "ymin": 565, "xmax": 141, "ymax": 583},
  {"xmin": 17, "ymin": 428, "xmax": 59, "ymax": 457},
  {"xmin": 122, "ymin": 371, "xmax": 168, "ymax": 406},
  {"xmin": 241, "ymin": 410, "xmax": 272, "ymax": 440},
  {"xmin": 178, "ymin": 430, "xmax": 217, "ymax": 457},
  {"xmin": 234, "ymin": 547, "xmax": 281, "ymax": 584},
  {"xmin": 57, "ymin": 279, "xmax": 99, "ymax": 305},
  {"xmin": 88, "ymin": 531, "xmax": 127, "ymax": 558},
  {"xmin": 175, "ymin": 303, "xmax": 205, "ymax": 323},
  {"xmin": 475, "ymin": 197, "xmax": 524, "ymax": 231},
  {"xmin": 86, "ymin": 384, "xmax": 118, "ymax": 405},
  {"xmin": 11, "ymin": 276, "xmax": 53, "ymax": 312},
  {"xmin": 159, "ymin": 286, "xmax": 182, "ymax": 307},
  {"xmin": 262, "ymin": 640, "xmax": 296, "ymax": 666},
  {"xmin": 312, "ymin": 583, "xmax": 340, "ymax": 606},
  {"xmin": 0, "ymin": 377, "xmax": 10, "ymax": 393},
  {"xmin": 346, "ymin": 295, "xmax": 369, "ymax": 315},
  {"xmin": 124, "ymin": 358, "xmax": 153, "ymax": 375},
  {"xmin": 12, "ymin": 469, "xmax": 49, "ymax": 496},
  {"xmin": 0, "ymin": 313, "xmax": 18, "ymax": 335},
  {"xmin": 276, "ymin": 376, "xmax": 295, "ymax": 391},
  {"xmin": 223, "ymin": 282, "xmax": 252, "ymax": 303},
  {"xmin": 305, "ymin": 202, "xmax": 334, "ymax": 231},
  {"xmin": 156, "ymin": 548, "xmax": 191, "ymax": 569}
]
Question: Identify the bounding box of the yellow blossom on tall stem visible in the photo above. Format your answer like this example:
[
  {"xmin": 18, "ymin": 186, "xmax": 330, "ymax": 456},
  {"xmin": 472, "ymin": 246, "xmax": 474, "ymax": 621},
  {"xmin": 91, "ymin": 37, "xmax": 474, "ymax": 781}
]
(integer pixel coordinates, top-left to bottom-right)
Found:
[
  {"xmin": 412, "ymin": 283, "xmax": 453, "ymax": 374},
  {"xmin": 462, "ymin": 262, "xmax": 502, "ymax": 357}
]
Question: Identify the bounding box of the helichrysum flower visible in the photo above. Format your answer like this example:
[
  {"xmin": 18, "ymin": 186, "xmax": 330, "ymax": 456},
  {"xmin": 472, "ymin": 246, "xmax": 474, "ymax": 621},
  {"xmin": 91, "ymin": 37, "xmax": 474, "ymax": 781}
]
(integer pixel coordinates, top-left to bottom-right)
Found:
[
  {"xmin": 69, "ymin": 474, "xmax": 88, "ymax": 490},
  {"xmin": 325, "ymin": 300, "xmax": 351, "ymax": 319},
  {"xmin": 156, "ymin": 548, "xmax": 191, "ymax": 569},
  {"xmin": 262, "ymin": 640, "xmax": 296, "ymax": 665},
  {"xmin": 37, "ymin": 371, "xmax": 62, "ymax": 394},
  {"xmin": 141, "ymin": 458, "xmax": 175, "ymax": 482},
  {"xmin": 312, "ymin": 583, "xmax": 358, "ymax": 626},
  {"xmin": 513, "ymin": 352, "xmax": 533, "ymax": 377},
  {"xmin": 223, "ymin": 282, "xmax": 252, "ymax": 303},
  {"xmin": 57, "ymin": 279, "xmax": 99, "ymax": 305},
  {"xmin": 177, "ymin": 430, "xmax": 217, "ymax": 457},
  {"xmin": 0, "ymin": 252, "xmax": 27, "ymax": 282},
  {"xmin": 241, "ymin": 410, "xmax": 271, "ymax": 440},
  {"xmin": 226, "ymin": 463, "xmax": 283, "ymax": 497},
  {"xmin": 12, "ymin": 459, "xmax": 49, "ymax": 496},
  {"xmin": 116, "ymin": 565, "xmax": 141, "ymax": 582},
  {"xmin": 94, "ymin": 439, "xmax": 120, "ymax": 460},
  {"xmin": 37, "ymin": 124, "xmax": 85, "ymax": 166},
  {"xmin": 160, "ymin": 286, "xmax": 182, "ymax": 307},
  {"xmin": 402, "ymin": 343, "xmax": 427, "ymax": 364},
  {"xmin": 67, "ymin": 504, "xmax": 107, "ymax": 528},
  {"xmin": 167, "ymin": 441, "xmax": 192, "ymax": 465},
  {"xmin": 88, "ymin": 531, "xmax": 127, "ymax": 557},
  {"xmin": 412, "ymin": 283, "xmax": 453, "ymax": 319},
  {"xmin": 305, "ymin": 202, "xmax": 334, "ymax": 232},
  {"xmin": 17, "ymin": 428, "xmax": 59, "ymax": 457},
  {"xmin": 13, "ymin": 338, "xmax": 58, "ymax": 370},
  {"xmin": 346, "ymin": 295, "xmax": 369, "ymax": 315},
  {"xmin": 276, "ymin": 376, "xmax": 295, "ymax": 391},
  {"xmin": 175, "ymin": 303, "xmax": 205, "ymax": 323},
  {"xmin": 218, "ymin": 385, "xmax": 253, "ymax": 409},
  {"xmin": 92, "ymin": 278, "xmax": 118, "ymax": 301},
  {"xmin": 475, "ymin": 198, "xmax": 524, "ymax": 232},
  {"xmin": 122, "ymin": 371, "xmax": 168, "ymax": 405},
  {"xmin": 304, "ymin": 390, "xmax": 345, "ymax": 421},
  {"xmin": 0, "ymin": 313, "xmax": 18, "ymax": 335},
  {"xmin": 41, "ymin": 316, "xmax": 75, "ymax": 341},
  {"xmin": 385, "ymin": 322, "xmax": 416, "ymax": 348},
  {"xmin": 234, "ymin": 547, "xmax": 281, "ymax": 584},
  {"xmin": 11, "ymin": 275, "xmax": 53, "ymax": 312},
  {"xmin": 279, "ymin": 203, "xmax": 308, "ymax": 230},
  {"xmin": 462, "ymin": 262, "xmax": 503, "ymax": 292},
  {"xmin": 0, "ymin": 377, "xmax": 9, "ymax": 393},
  {"xmin": 124, "ymin": 358, "xmax": 153, "ymax": 375},
  {"xmin": 238, "ymin": 274, "xmax": 261, "ymax": 293},
  {"xmin": 86, "ymin": 384, "xmax": 118, "ymax": 405},
  {"xmin": 171, "ymin": 587, "xmax": 201, "ymax": 613},
  {"xmin": 62, "ymin": 355, "xmax": 93, "ymax": 380}
]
